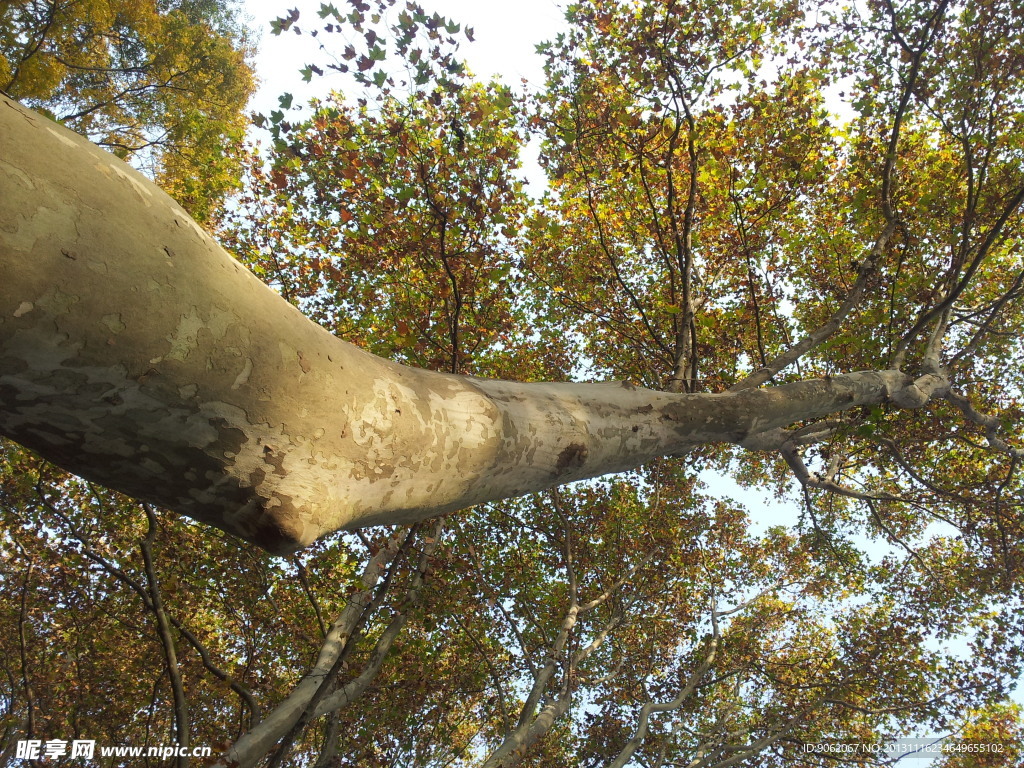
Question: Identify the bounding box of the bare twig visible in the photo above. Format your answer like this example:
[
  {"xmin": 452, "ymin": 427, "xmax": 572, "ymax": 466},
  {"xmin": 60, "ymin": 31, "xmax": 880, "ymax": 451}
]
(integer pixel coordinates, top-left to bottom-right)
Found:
[{"xmin": 140, "ymin": 505, "xmax": 190, "ymax": 766}]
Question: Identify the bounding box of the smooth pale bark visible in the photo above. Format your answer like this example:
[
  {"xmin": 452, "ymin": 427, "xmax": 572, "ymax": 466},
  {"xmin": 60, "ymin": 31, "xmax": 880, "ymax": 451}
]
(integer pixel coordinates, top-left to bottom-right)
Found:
[{"xmin": 0, "ymin": 96, "xmax": 929, "ymax": 553}]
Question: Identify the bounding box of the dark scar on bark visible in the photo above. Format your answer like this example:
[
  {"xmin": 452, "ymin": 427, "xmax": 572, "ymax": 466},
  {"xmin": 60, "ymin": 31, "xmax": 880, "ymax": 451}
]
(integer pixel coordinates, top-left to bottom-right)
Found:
[{"xmin": 555, "ymin": 442, "xmax": 589, "ymax": 473}]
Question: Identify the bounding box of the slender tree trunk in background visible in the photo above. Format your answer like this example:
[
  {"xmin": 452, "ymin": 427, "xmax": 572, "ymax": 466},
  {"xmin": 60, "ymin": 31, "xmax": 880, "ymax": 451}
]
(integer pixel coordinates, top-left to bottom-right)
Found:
[{"xmin": 0, "ymin": 96, "xmax": 936, "ymax": 553}]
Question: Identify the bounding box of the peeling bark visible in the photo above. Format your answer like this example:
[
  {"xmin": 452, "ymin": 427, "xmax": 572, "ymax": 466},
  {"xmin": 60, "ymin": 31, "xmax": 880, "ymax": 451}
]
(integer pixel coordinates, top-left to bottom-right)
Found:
[{"xmin": 0, "ymin": 97, "xmax": 932, "ymax": 553}]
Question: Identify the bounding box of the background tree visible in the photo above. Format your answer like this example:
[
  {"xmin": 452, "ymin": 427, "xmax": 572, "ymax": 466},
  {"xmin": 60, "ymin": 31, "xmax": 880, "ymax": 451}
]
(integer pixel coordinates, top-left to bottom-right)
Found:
[
  {"xmin": 0, "ymin": 0, "xmax": 256, "ymax": 221},
  {"xmin": 935, "ymin": 702, "xmax": 1024, "ymax": 767},
  {"xmin": 2, "ymin": 0, "xmax": 1024, "ymax": 767},
  {"xmin": 0, "ymin": 0, "xmax": 257, "ymax": 762}
]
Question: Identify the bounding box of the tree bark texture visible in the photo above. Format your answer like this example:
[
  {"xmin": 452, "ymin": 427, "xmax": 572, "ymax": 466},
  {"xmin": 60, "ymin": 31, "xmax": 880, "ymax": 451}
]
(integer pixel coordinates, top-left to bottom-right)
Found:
[{"xmin": 0, "ymin": 97, "xmax": 926, "ymax": 553}]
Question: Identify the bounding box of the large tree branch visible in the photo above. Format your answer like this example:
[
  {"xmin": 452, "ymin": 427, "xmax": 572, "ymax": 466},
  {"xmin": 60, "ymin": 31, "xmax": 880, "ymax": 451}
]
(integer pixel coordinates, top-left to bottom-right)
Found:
[
  {"xmin": 220, "ymin": 527, "xmax": 410, "ymax": 768},
  {"xmin": 0, "ymin": 96, "xmax": 946, "ymax": 554}
]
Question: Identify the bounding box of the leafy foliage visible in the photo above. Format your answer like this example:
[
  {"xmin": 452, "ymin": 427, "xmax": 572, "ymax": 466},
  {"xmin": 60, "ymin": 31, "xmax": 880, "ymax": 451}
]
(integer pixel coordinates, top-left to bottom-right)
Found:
[
  {"xmin": 0, "ymin": 0, "xmax": 256, "ymax": 221},
  {"xmin": 226, "ymin": 81, "xmax": 544, "ymax": 377},
  {"xmin": 4, "ymin": 0, "xmax": 1024, "ymax": 766}
]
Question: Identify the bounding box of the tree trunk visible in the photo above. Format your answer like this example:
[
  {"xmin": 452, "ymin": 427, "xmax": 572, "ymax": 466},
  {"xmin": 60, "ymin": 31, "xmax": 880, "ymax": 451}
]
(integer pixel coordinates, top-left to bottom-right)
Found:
[{"xmin": 0, "ymin": 96, "xmax": 927, "ymax": 553}]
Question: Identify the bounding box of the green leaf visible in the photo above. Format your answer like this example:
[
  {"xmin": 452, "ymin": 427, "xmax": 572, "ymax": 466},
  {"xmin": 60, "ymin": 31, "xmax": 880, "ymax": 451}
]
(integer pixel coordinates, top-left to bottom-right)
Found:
[{"xmin": 318, "ymin": 2, "xmax": 340, "ymax": 19}]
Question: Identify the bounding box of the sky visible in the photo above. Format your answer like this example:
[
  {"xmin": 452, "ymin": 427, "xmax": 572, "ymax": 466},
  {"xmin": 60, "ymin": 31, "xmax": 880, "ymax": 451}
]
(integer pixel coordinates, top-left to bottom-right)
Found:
[
  {"xmin": 241, "ymin": 0, "xmax": 570, "ymax": 195},
  {"xmin": 244, "ymin": 0, "xmax": 569, "ymax": 116}
]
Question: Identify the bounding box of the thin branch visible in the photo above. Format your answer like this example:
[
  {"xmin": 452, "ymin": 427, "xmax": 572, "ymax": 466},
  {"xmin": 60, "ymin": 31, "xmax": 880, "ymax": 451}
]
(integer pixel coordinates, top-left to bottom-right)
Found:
[
  {"xmin": 16, "ymin": 554, "xmax": 36, "ymax": 743},
  {"xmin": 293, "ymin": 556, "xmax": 329, "ymax": 638},
  {"xmin": 311, "ymin": 518, "xmax": 446, "ymax": 716},
  {"xmin": 947, "ymin": 258, "xmax": 1024, "ymax": 359},
  {"xmin": 263, "ymin": 526, "xmax": 417, "ymax": 768},
  {"xmin": 140, "ymin": 505, "xmax": 190, "ymax": 766},
  {"xmin": 893, "ymin": 184, "xmax": 1024, "ymax": 367},
  {"xmin": 731, "ymin": 220, "xmax": 897, "ymax": 391},
  {"xmin": 36, "ymin": 490, "xmax": 262, "ymax": 723},
  {"xmin": 453, "ymin": 614, "xmax": 514, "ymax": 735},
  {"xmin": 944, "ymin": 390, "xmax": 1024, "ymax": 459},
  {"xmin": 606, "ymin": 634, "xmax": 720, "ymax": 768}
]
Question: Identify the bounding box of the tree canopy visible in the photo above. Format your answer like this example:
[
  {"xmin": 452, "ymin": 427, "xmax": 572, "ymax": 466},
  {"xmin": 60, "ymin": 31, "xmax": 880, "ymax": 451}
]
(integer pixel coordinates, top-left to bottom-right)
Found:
[
  {"xmin": 2, "ymin": 0, "xmax": 1024, "ymax": 766},
  {"xmin": 0, "ymin": 0, "xmax": 256, "ymax": 221}
]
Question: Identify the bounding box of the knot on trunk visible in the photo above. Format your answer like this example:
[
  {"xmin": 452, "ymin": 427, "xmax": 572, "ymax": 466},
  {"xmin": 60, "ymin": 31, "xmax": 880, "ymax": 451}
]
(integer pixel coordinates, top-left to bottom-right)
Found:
[{"xmin": 890, "ymin": 373, "xmax": 949, "ymax": 409}]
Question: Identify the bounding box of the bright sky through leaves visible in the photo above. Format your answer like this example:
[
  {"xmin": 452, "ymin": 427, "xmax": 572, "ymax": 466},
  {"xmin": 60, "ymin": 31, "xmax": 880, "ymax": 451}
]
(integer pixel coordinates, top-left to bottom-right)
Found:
[{"xmin": 245, "ymin": 0, "xmax": 569, "ymax": 115}]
